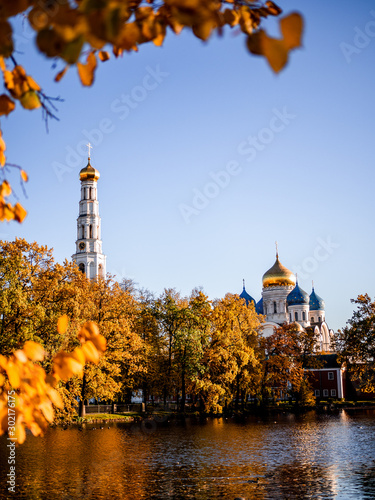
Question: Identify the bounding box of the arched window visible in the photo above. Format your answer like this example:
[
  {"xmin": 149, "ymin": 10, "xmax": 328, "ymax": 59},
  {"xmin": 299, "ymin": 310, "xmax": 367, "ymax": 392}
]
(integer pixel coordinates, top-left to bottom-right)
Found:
[
  {"xmin": 89, "ymin": 225, "xmax": 93, "ymax": 238},
  {"xmin": 79, "ymin": 263, "xmax": 85, "ymax": 274},
  {"xmin": 302, "ymin": 311, "xmax": 306, "ymax": 321},
  {"xmin": 289, "ymin": 313, "xmax": 292, "ymax": 322},
  {"xmin": 311, "ymin": 316, "xmax": 314, "ymax": 323},
  {"xmin": 294, "ymin": 311, "xmax": 298, "ymax": 321},
  {"xmin": 318, "ymin": 316, "xmax": 321, "ymax": 322},
  {"xmin": 81, "ymin": 225, "xmax": 85, "ymax": 239},
  {"xmin": 273, "ymin": 301, "xmax": 277, "ymax": 313},
  {"xmin": 89, "ymin": 187, "xmax": 92, "ymax": 199}
]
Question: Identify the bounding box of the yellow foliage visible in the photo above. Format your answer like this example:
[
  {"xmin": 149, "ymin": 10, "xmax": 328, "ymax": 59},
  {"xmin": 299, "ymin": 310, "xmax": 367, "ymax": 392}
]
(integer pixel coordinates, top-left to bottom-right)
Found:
[{"xmin": 0, "ymin": 318, "xmax": 106, "ymax": 444}]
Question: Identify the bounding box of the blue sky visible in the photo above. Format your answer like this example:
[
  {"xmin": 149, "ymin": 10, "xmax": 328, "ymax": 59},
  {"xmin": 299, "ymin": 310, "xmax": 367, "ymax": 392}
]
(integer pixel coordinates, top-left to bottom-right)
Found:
[{"xmin": 2, "ymin": 1, "xmax": 375, "ymax": 331}]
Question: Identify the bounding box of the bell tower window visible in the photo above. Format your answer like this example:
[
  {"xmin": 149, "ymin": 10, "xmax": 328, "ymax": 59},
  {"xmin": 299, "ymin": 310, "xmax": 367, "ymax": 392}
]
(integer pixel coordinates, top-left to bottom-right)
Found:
[
  {"xmin": 79, "ymin": 263, "xmax": 85, "ymax": 274},
  {"xmin": 89, "ymin": 225, "xmax": 93, "ymax": 238}
]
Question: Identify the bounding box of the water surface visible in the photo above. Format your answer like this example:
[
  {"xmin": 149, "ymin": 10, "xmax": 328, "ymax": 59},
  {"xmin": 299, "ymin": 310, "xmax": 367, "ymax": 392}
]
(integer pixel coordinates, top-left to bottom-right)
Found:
[{"xmin": 1, "ymin": 410, "xmax": 375, "ymax": 499}]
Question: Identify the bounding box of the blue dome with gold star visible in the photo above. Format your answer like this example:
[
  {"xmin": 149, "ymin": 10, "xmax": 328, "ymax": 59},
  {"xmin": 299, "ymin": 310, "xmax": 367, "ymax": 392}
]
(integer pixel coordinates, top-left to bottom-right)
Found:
[
  {"xmin": 287, "ymin": 282, "xmax": 309, "ymax": 306},
  {"xmin": 309, "ymin": 288, "xmax": 325, "ymax": 311}
]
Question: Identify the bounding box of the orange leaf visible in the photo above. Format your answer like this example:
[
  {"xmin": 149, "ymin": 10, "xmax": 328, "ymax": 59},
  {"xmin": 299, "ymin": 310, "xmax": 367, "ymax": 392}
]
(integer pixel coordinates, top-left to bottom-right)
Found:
[
  {"xmin": 54, "ymin": 66, "xmax": 68, "ymax": 82},
  {"xmin": 47, "ymin": 388, "xmax": 63, "ymax": 409},
  {"xmin": 98, "ymin": 51, "xmax": 110, "ymax": 62},
  {"xmin": 23, "ymin": 341, "xmax": 44, "ymax": 361},
  {"xmin": 57, "ymin": 314, "xmax": 69, "ymax": 334},
  {"xmin": 0, "ymin": 181, "xmax": 11, "ymax": 197},
  {"xmin": 6, "ymin": 362, "xmax": 20, "ymax": 389},
  {"xmin": 15, "ymin": 422, "xmax": 26, "ymax": 444},
  {"xmin": 280, "ymin": 12, "xmax": 303, "ymax": 50},
  {"xmin": 13, "ymin": 203, "xmax": 27, "ymax": 223},
  {"xmin": 262, "ymin": 35, "xmax": 288, "ymax": 73},
  {"xmin": 0, "ymin": 94, "xmax": 15, "ymax": 116},
  {"xmin": 39, "ymin": 401, "xmax": 54, "ymax": 422},
  {"xmin": 81, "ymin": 341, "xmax": 100, "ymax": 363},
  {"xmin": 77, "ymin": 52, "xmax": 97, "ymax": 86},
  {"xmin": 20, "ymin": 169, "xmax": 28, "ymax": 182}
]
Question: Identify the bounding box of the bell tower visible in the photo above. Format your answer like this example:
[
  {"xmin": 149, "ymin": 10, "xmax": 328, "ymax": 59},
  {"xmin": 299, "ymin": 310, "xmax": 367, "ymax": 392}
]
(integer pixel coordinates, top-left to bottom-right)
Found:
[{"xmin": 72, "ymin": 145, "xmax": 106, "ymax": 279}]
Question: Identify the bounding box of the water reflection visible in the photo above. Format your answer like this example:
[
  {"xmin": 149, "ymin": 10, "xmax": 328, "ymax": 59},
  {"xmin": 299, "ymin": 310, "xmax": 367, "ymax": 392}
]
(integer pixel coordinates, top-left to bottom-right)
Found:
[{"xmin": 0, "ymin": 410, "xmax": 375, "ymax": 499}]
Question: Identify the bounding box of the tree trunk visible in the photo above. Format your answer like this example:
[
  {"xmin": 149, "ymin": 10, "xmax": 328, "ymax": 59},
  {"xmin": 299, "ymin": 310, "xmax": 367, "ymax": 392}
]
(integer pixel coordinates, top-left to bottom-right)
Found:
[
  {"xmin": 79, "ymin": 372, "xmax": 87, "ymax": 417},
  {"xmin": 180, "ymin": 368, "xmax": 186, "ymax": 413},
  {"xmin": 234, "ymin": 374, "xmax": 240, "ymax": 412}
]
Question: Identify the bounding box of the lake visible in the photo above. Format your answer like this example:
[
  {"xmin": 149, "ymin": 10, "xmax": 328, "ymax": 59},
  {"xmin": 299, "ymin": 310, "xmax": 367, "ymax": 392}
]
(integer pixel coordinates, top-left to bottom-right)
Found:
[{"xmin": 1, "ymin": 410, "xmax": 375, "ymax": 499}]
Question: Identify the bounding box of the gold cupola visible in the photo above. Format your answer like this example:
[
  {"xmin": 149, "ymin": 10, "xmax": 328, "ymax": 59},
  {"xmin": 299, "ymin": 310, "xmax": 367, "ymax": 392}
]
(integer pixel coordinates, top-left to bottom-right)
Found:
[
  {"xmin": 262, "ymin": 252, "xmax": 296, "ymax": 289},
  {"xmin": 79, "ymin": 157, "xmax": 100, "ymax": 182}
]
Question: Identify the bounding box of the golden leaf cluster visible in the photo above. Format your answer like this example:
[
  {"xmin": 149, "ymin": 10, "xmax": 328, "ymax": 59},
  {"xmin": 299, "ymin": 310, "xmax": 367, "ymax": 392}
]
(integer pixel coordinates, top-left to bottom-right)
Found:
[
  {"xmin": 0, "ymin": 319, "xmax": 106, "ymax": 444},
  {"xmin": 0, "ymin": 176, "xmax": 27, "ymax": 223}
]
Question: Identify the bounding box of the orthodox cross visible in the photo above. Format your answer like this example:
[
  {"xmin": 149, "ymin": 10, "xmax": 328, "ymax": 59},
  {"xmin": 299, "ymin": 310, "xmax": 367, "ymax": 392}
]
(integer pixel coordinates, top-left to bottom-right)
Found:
[{"xmin": 87, "ymin": 142, "xmax": 92, "ymax": 158}]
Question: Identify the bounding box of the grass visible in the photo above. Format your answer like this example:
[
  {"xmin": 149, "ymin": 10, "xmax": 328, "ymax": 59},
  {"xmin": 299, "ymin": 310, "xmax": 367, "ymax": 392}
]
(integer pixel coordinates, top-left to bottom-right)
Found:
[{"xmin": 74, "ymin": 413, "xmax": 135, "ymax": 423}]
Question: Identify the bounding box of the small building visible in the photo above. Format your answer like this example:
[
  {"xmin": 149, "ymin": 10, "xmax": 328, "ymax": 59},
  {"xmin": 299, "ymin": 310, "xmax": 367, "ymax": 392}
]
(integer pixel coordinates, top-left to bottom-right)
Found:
[{"xmin": 306, "ymin": 354, "xmax": 346, "ymax": 399}]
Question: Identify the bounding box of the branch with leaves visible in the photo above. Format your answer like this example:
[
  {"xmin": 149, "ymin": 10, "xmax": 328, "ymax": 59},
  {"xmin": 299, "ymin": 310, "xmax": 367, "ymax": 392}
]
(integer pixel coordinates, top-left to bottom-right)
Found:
[
  {"xmin": 0, "ymin": 317, "xmax": 106, "ymax": 444},
  {"xmin": 0, "ymin": 0, "xmax": 303, "ymax": 223}
]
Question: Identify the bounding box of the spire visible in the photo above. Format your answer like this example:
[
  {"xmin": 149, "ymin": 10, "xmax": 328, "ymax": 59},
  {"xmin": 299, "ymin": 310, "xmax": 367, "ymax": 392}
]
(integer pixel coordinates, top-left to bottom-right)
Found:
[
  {"xmin": 296, "ymin": 272, "xmax": 298, "ymax": 284},
  {"xmin": 243, "ymin": 278, "xmax": 245, "ymax": 290},
  {"xmin": 275, "ymin": 240, "xmax": 279, "ymax": 259},
  {"xmin": 312, "ymin": 279, "xmax": 314, "ymax": 291}
]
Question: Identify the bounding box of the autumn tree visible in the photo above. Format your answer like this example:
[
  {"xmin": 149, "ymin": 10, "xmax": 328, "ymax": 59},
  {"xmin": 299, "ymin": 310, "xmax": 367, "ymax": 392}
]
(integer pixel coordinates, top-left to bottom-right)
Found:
[
  {"xmin": 192, "ymin": 293, "xmax": 261, "ymax": 413},
  {"xmin": 259, "ymin": 323, "xmax": 321, "ymax": 407},
  {"xmin": 335, "ymin": 294, "xmax": 375, "ymax": 393},
  {"xmin": 0, "ymin": 238, "xmax": 82, "ymax": 357},
  {"xmin": 0, "ymin": 1, "xmax": 303, "ymax": 222}
]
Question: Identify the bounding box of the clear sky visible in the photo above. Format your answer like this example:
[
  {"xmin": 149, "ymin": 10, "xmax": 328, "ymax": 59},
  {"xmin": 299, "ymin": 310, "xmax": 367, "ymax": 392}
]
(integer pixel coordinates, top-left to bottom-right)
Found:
[{"xmin": 2, "ymin": 1, "xmax": 375, "ymax": 332}]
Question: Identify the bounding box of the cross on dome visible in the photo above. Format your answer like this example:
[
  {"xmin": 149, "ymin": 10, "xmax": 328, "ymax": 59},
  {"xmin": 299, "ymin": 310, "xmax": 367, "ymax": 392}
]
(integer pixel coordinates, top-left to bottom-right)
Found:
[{"xmin": 87, "ymin": 142, "xmax": 92, "ymax": 158}]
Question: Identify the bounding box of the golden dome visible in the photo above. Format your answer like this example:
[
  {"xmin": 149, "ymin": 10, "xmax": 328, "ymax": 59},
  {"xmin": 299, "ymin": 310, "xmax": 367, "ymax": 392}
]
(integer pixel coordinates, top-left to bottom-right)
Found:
[
  {"xmin": 79, "ymin": 158, "xmax": 100, "ymax": 181},
  {"xmin": 262, "ymin": 254, "xmax": 296, "ymax": 288}
]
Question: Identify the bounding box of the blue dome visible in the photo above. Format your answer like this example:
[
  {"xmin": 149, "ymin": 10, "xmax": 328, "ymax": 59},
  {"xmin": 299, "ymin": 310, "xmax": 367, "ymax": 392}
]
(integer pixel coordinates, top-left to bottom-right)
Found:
[
  {"xmin": 287, "ymin": 283, "xmax": 309, "ymax": 306},
  {"xmin": 239, "ymin": 281, "xmax": 256, "ymax": 306},
  {"xmin": 239, "ymin": 286, "xmax": 256, "ymax": 306},
  {"xmin": 309, "ymin": 288, "xmax": 325, "ymax": 311},
  {"xmin": 256, "ymin": 298, "xmax": 263, "ymax": 314}
]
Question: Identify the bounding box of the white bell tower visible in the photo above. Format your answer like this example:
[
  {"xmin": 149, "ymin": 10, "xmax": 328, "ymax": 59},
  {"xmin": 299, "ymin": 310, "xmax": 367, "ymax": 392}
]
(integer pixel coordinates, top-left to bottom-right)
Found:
[{"xmin": 72, "ymin": 145, "xmax": 106, "ymax": 279}]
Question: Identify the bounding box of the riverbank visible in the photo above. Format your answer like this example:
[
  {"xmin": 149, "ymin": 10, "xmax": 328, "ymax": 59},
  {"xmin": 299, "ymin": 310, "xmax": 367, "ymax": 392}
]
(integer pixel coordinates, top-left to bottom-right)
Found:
[{"xmin": 64, "ymin": 400, "xmax": 375, "ymax": 427}]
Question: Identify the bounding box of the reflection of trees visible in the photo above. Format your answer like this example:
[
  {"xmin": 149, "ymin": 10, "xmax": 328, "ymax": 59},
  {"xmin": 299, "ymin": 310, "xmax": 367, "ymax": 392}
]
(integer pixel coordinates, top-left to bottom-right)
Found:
[{"xmin": 264, "ymin": 460, "xmax": 336, "ymax": 499}]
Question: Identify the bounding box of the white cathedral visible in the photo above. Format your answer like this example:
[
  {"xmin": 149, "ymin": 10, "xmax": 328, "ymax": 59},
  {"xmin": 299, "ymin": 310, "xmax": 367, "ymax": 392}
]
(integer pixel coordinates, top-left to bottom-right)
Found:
[
  {"xmin": 240, "ymin": 252, "xmax": 334, "ymax": 352},
  {"xmin": 72, "ymin": 153, "xmax": 106, "ymax": 280}
]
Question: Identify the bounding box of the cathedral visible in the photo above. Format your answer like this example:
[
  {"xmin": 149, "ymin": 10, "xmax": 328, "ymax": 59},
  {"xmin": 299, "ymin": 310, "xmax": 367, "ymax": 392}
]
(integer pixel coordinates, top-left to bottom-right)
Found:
[
  {"xmin": 72, "ymin": 152, "xmax": 106, "ymax": 279},
  {"xmin": 70, "ymin": 153, "xmax": 333, "ymax": 353},
  {"xmin": 240, "ymin": 251, "xmax": 334, "ymax": 352}
]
